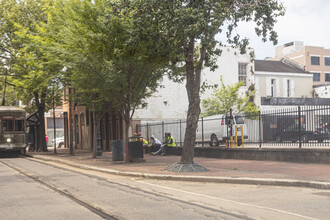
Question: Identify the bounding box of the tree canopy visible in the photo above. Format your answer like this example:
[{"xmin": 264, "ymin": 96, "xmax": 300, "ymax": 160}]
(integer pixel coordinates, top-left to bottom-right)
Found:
[
  {"xmin": 43, "ymin": 0, "xmax": 173, "ymax": 158},
  {"xmin": 0, "ymin": 0, "xmax": 63, "ymax": 151},
  {"xmin": 0, "ymin": 0, "xmax": 285, "ymax": 159},
  {"xmin": 131, "ymin": 0, "xmax": 285, "ymax": 164},
  {"xmin": 202, "ymin": 78, "xmax": 259, "ymax": 117}
]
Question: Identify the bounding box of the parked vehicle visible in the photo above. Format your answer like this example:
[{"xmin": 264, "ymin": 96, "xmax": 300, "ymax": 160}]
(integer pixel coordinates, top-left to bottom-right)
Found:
[
  {"xmin": 310, "ymin": 127, "xmax": 329, "ymax": 143},
  {"xmin": 52, "ymin": 136, "xmax": 64, "ymax": 148},
  {"xmin": 0, "ymin": 106, "xmax": 27, "ymax": 153},
  {"xmin": 196, "ymin": 114, "xmax": 248, "ymax": 146},
  {"xmin": 275, "ymin": 124, "xmax": 327, "ymax": 143}
]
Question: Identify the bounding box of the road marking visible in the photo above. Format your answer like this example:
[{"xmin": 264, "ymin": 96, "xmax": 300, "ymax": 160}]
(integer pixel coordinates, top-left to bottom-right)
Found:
[
  {"xmin": 0, "ymin": 160, "xmax": 118, "ymax": 220},
  {"xmin": 22, "ymin": 157, "xmax": 320, "ymax": 219},
  {"xmin": 139, "ymin": 181, "xmax": 318, "ymax": 220}
]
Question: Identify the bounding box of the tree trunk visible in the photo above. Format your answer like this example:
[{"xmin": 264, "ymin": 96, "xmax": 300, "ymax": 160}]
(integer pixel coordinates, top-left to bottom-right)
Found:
[
  {"xmin": 69, "ymin": 88, "xmax": 74, "ymax": 155},
  {"xmin": 34, "ymin": 91, "xmax": 47, "ymax": 152},
  {"xmin": 123, "ymin": 110, "xmax": 130, "ymax": 163},
  {"xmin": 180, "ymin": 72, "xmax": 201, "ymax": 164},
  {"xmin": 180, "ymin": 38, "xmax": 204, "ymax": 164}
]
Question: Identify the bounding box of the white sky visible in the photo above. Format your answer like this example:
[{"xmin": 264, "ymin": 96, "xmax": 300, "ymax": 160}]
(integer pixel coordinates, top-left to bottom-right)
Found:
[{"xmin": 232, "ymin": 0, "xmax": 330, "ymax": 59}]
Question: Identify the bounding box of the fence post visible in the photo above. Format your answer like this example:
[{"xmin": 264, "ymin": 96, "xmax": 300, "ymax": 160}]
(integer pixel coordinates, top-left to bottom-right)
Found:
[
  {"xmin": 259, "ymin": 110, "xmax": 262, "ymax": 148},
  {"xmin": 162, "ymin": 121, "xmax": 164, "ymax": 143},
  {"xmin": 229, "ymin": 108, "xmax": 233, "ymax": 137},
  {"xmin": 146, "ymin": 123, "xmax": 149, "ymax": 142},
  {"xmin": 202, "ymin": 117, "xmax": 204, "ymax": 147},
  {"xmin": 298, "ymin": 106, "xmax": 302, "ymax": 148},
  {"xmin": 179, "ymin": 119, "xmax": 182, "ymax": 147}
]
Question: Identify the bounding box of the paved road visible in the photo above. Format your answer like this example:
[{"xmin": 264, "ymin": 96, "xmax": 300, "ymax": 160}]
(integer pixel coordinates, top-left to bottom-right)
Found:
[
  {"xmin": 0, "ymin": 158, "xmax": 106, "ymax": 220},
  {"xmin": 1, "ymin": 156, "xmax": 330, "ymax": 220}
]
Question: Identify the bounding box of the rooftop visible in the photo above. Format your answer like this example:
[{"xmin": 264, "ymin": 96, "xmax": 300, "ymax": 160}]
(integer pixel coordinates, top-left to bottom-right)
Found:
[{"xmin": 255, "ymin": 59, "xmax": 310, "ymax": 74}]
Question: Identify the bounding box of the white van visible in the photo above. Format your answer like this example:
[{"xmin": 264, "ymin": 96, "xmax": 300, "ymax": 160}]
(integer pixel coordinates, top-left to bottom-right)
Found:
[{"xmin": 196, "ymin": 114, "xmax": 248, "ymax": 146}]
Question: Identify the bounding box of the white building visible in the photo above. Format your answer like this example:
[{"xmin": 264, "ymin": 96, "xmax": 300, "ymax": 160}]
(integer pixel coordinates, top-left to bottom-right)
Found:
[
  {"xmin": 134, "ymin": 46, "xmax": 254, "ymax": 121},
  {"xmin": 254, "ymin": 58, "xmax": 318, "ymax": 111},
  {"xmin": 314, "ymin": 84, "xmax": 330, "ymax": 98}
]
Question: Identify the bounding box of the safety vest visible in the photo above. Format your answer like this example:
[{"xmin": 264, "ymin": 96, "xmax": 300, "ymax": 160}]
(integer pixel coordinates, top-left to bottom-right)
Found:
[
  {"xmin": 138, "ymin": 137, "xmax": 148, "ymax": 145},
  {"xmin": 167, "ymin": 136, "xmax": 176, "ymax": 147},
  {"xmin": 142, "ymin": 138, "xmax": 148, "ymax": 145}
]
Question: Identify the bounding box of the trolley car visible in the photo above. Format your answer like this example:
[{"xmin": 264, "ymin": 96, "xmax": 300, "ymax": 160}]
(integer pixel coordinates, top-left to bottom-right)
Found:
[{"xmin": 0, "ymin": 106, "xmax": 27, "ymax": 153}]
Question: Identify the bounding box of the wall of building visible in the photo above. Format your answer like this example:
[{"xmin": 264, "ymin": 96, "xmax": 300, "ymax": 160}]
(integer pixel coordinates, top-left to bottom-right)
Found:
[
  {"xmin": 134, "ymin": 46, "xmax": 254, "ymax": 120},
  {"xmin": 275, "ymin": 41, "xmax": 304, "ymax": 58},
  {"xmin": 314, "ymin": 84, "xmax": 330, "ymax": 98},
  {"xmin": 275, "ymin": 42, "xmax": 330, "ymax": 86},
  {"xmin": 303, "ymin": 46, "xmax": 330, "ymax": 85},
  {"xmin": 255, "ymin": 72, "xmax": 313, "ymax": 106}
]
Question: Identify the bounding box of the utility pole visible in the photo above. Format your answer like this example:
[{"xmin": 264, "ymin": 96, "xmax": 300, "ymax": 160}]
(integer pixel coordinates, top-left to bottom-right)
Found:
[
  {"xmin": 53, "ymin": 88, "xmax": 57, "ymax": 154},
  {"xmin": 69, "ymin": 87, "xmax": 74, "ymax": 155},
  {"xmin": 2, "ymin": 69, "xmax": 7, "ymax": 106}
]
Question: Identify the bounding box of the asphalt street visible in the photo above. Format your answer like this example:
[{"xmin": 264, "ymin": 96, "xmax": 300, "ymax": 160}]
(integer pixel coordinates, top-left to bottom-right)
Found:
[{"xmin": 1, "ymin": 156, "xmax": 330, "ymax": 220}]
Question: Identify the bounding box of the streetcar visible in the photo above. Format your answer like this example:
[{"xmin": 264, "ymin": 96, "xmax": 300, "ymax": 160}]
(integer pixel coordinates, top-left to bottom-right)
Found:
[{"xmin": 0, "ymin": 106, "xmax": 27, "ymax": 153}]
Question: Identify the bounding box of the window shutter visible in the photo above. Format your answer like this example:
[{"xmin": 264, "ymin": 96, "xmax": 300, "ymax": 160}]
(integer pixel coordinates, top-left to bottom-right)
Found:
[
  {"xmin": 255, "ymin": 77, "xmax": 260, "ymax": 96},
  {"xmin": 266, "ymin": 77, "xmax": 271, "ymax": 96},
  {"xmin": 290, "ymin": 80, "xmax": 295, "ymax": 97},
  {"xmin": 283, "ymin": 78, "xmax": 288, "ymax": 97},
  {"xmin": 276, "ymin": 79, "xmax": 280, "ymax": 97}
]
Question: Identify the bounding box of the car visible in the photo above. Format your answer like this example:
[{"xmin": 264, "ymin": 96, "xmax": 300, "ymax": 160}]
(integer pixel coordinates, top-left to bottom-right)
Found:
[
  {"xmin": 52, "ymin": 136, "xmax": 64, "ymax": 148},
  {"xmin": 313, "ymin": 127, "xmax": 329, "ymax": 142},
  {"xmin": 275, "ymin": 125, "xmax": 326, "ymax": 143}
]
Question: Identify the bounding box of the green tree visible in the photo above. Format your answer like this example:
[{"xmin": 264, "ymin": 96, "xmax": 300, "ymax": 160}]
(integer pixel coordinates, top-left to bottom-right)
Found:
[
  {"xmin": 132, "ymin": 0, "xmax": 285, "ymax": 165},
  {"xmin": 202, "ymin": 78, "xmax": 258, "ymax": 117},
  {"xmin": 13, "ymin": 23, "xmax": 64, "ymax": 152},
  {"xmin": 0, "ymin": 0, "xmax": 44, "ymax": 105},
  {"xmin": 0, "ymin": 0, "xmax": 62, "ymax": 152},
  {"xmin": 0, "ymin": 68, "xmax": 19, "ymax": 106},
  {"xmin": 47, "ymin": 0, "xmax": 170, "ymax": 158}
]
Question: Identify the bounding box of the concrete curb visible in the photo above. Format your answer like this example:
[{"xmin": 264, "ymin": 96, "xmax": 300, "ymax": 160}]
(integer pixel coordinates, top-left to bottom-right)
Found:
[{"xmin": 30, "ymin": 155, "xmax": 330, "ymax": 190}]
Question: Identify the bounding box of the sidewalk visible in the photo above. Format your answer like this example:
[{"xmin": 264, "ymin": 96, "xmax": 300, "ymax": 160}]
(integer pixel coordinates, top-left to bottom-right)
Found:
[{"xmin": 28, "ymin": 148, "xmax": 330, "ymax": 189}]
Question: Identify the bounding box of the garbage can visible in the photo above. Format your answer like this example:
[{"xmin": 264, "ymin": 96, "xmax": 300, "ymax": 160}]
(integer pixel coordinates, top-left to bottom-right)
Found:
[
  {"xmin": 128, "ymin": 140, "xmax": 144, "ymax": 162},
  {"xmin": 112, "ymin": 140, "xmax": 124, "ymax": 161}
]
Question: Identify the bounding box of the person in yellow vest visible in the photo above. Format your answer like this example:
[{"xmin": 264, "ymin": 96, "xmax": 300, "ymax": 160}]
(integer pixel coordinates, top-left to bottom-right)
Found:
[
  {"xmin": 137, "ymin": 132, "xmax": 148, "ymax": 146},
  {"xmin": 151, "ymin": 132, "xmax": 175, "ymax": 156}
]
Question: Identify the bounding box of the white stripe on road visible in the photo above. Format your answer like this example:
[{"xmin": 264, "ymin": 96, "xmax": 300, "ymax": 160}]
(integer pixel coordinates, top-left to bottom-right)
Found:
[{"xmin": 139, "ymin": 181, "xmax": 318, "ymax": 220}]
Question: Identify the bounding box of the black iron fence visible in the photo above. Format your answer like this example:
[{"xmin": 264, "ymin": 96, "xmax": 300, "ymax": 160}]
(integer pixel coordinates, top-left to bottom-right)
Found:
[{"xmin": 137, "ymin": 105, "xmax": 330, "ymax": 148}]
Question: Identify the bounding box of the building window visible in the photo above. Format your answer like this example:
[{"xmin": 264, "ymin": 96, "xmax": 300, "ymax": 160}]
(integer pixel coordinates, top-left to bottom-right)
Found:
[
  {"xmin": 287, "ymin": 79, "xmax": 291, "ymax": 97},
  {"xmin": 47, "ymin": 118, "xmax": 64, "ymax": 128},
  {"xmin": 271, "ymin": 79, "xmax": 276, "ymax": 97},
  {"xmin": 80, "ymin": 113, "xmax": 85, "ymax": 126},
  {"xmin": 313, "ymin": 73, "xmax": 320, "ymax": 81},
  {"xmin": 238, "ymin": 63, "xmax": 247, "ymax": 86},
  {"xmin": 325, "ymin": 57, "xmax": 330, "ymax": 66},
  {"xmin": 86, "ymin": 109, "xmax": 89, "ymax": 126},
  {"xmin": 74, "ymin": 115, "xmax": 79, "ymax": 144},
  {"xmin": 311, "ymin": 56, "xmax": 320, "ymax": 65},
  {"xmin": 326, "ymin": 73, "xmax": 330, "ymax": 82}
]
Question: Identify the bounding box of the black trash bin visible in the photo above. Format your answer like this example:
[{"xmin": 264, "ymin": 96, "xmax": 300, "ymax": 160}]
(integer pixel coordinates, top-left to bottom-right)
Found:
[
  {"xmin": 112, "ymin": 140, "xmax": 124, "ymax": 161},
  {"xmin": 128, "ymin": 140, "xmax": 144, "ymax": 162}
]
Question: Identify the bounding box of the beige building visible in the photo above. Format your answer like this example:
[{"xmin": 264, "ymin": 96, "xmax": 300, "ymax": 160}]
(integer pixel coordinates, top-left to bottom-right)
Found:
[
  {"xmin": 255, "ymin": 59, "xmax": 313, "ymax": 109},
  {"xmin": 273, "ymin": 41, "xmax": 330, "ymax": 86}
]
